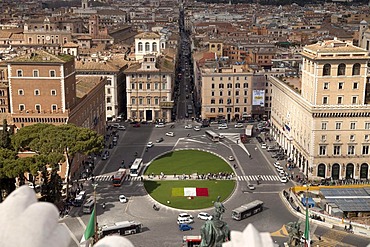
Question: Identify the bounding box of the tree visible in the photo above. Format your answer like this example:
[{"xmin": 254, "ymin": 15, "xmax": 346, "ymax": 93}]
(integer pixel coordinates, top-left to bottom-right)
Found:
[
  {"xmin": 0, "ymin": 119, "xmax": 11, "ymax": 149},
  {"xmin": 11, "ymin": 123, "xmax": 104, "ymax": 202}
]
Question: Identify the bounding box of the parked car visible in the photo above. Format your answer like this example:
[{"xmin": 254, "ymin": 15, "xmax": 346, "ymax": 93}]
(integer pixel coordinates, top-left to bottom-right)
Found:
[
  {"xmin": 218, "ymin": 124, "xmax": 228, "ymax": 130},
  {"xmin": 165, "ymin": 132, "xmax": 175, "ymax": 137},
  {"xmin": 267, "ymin": 146, "xmax": 279, "ymax": 152},
  {"xmin": 119, "ymin": 195, "xmax": 127, "ymax": 203},
  {"xmin": 147, "ymin": 142, "xmax": 154, "ymax": 148},
  {"xmin": 193, "ymin": 126, "xmax": 201, "ymax": 131},
  {"xmin": 177, "ymin": 218, "xmax": 194, "ymax": 225},
  {"xmin": 156, "ymin": 137, "xmax": 164, "ymax": 143},
  {"xmin": 185, "ymin": 124, "xmax": 193, "ymax": 129},
  {"xmin": 155, "ymin": 123, "xmax": 165, "ymax": 128},
  {"xmin": 179, "ymin": 224, "xmax": 193, "ymax": 231},
  {"xmin": 228, "ymin": 156, "xmax": 235, "ymax": 161},
  {"xmin": 117, "ymin": 125, "xmax": 126, "ymax": 131},
  {"xmin": 197, "ymin": 212, "xmax": 213, "ymax": 221},
  {"xmin": 178, "ymin": 213, "xmax": 194, "ymax": 221},
  {"xmin": 261, "ymin": 143, "xmax": 267, "ymax": 149},
  {"xmin": 234, "ymin": 123, "xmax": 243, "ymax": 128}
]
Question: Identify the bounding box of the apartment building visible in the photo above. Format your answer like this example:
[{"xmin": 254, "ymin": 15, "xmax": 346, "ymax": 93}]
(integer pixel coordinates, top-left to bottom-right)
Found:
[
  {"xmin": 198, "ymin": 58, "xmax": 267, "ymax": 121},
  {"xmin": 270, "ymin": 39, "xmax": 370, "ymax": 180},
  {"xmin": 125, "ymin": 54, "xmax": 174, "ymax": 122},
  {"xmin": 5, "ymin": 50, "xmax": 106, "ymax": 178}
]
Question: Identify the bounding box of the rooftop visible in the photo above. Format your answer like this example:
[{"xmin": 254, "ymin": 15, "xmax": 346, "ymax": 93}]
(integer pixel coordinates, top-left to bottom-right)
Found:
[{"xmin": 11, "ymin": 51, "xmax": 74, "ymax": 63}]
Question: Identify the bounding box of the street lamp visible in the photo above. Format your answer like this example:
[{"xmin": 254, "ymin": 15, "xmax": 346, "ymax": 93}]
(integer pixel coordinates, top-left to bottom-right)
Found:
[{"xmin": 92, "ymin": 181, "xmax": 98, "ymax": 243}]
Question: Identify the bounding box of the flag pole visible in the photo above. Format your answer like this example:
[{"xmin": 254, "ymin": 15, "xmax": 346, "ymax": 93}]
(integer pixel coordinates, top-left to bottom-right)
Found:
[{"xmin": 304, "ymin": 165, "xmax": 310, "ymax": 247}]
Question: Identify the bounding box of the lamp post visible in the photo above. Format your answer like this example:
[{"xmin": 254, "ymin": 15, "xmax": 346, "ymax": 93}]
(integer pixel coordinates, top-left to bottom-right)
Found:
[{"xmin": 92, "ymin": 181, "xmax": 98, "ymax": 243}]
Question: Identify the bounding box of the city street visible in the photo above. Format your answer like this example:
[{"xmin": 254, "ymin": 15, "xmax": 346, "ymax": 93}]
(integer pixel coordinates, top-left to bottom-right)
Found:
[{"xmin": 60, "ymin": 123, "xmax": 369, "ymax": 247}]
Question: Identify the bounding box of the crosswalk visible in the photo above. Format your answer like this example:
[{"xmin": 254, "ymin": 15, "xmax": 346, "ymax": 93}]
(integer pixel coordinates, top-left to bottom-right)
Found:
[
  {"xmin": 237, "ymin": 175, "xmax": 280, "ymax": 181},
  {"xmin": 93, "ymin": 175, "xmax": 142, "ymax": 182}
]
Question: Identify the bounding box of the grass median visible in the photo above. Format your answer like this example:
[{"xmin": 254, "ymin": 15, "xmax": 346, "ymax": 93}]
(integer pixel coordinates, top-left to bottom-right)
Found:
[
  {"xmin": 144, "ymin": 180, "xmax": 235, "ymax": 210},
  {"xmin": 143, "ymin": 150, "xmax": 235, "ymax": 209}
]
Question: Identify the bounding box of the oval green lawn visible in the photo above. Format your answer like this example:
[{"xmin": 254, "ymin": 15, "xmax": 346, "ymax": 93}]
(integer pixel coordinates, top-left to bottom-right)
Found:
[
  {"xmin": 144, "ymin": 180, "xmax": 235, "ymax": 210},
  {"xmin": 144, "ymin": 150, "xmax": 235, "ymax": 210},
  {"xmin": 144, "ymin": 150, "xmax": 233, "ymax": 175}
]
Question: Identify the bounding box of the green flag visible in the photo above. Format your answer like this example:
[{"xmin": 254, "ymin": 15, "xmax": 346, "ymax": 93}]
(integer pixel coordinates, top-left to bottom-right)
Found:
[
  {"xmin": 304, "ymin": 198, "xmax": 310, "ymax": 247},
  {"xmin": 80, "ymin": 208, "xmax": 95, "ymax": 243}
]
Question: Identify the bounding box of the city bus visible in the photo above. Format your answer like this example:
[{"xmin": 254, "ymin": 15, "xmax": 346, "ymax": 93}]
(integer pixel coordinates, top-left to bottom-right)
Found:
[
  {"xmin": 205, "ymin": 130, "xmax": 220, "ymax": 142},
  {"xmin": 82, "ymin": 198, "xmax": 94, "ymax": 214},
  {"xmin": 182, "ymin": 236, "xmax": 201, "ymax": 247},
  {"xmin": 112, "ymin": 168, "xmax": 126, "ymax": 187},
  {"xmin": 101, "ymin": 221, "xmax": 143, "ymax": 237},
  {"xmin": 231, "ymin": 200, "xmax": 264, "ymax": 221},
  {"xmin": 130, "ymin": 158, "xmax": 143, "ymax": 177}
]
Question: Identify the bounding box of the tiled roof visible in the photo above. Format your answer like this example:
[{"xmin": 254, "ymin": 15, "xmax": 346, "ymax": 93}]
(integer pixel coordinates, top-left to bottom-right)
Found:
[
  {"xmin": 11, "ymin": 50, "xmax": 74, "ymax": 63},
  {"xmin": 76, "ymin": 76, "xmax": 102, "ymax": 98}
]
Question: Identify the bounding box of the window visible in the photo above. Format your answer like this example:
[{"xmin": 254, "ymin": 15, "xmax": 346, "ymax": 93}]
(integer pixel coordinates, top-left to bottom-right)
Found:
[
  {"xmin": 131, "ymin": 98, "xmax": 135, "ymax": 105},
  {"xmin": 323, "ymin": 97, "xmax": 328, "ymax": 104},
  {"xmin": 235, "ymin": 91, "xmax": 239, "ymax": 96},
  {"xmin": 352, "ymin": 63, "xmax": 360, "ymax": 75},
  {"xmin": 147, "ymin": 83, "xmax": 150, "ymax": 90},
  {"xmin": 33, "ymin": 70, "xmax": 39, "ymax": 77},
  {"xmin": 17, "ymin": 70, "xmax": 23, "ymax": 77},
  {"xmin": 107, "ymin": 97, "xmax": 111, "ymax": 103},
  {"xmin": 219, "ymin": 99, "xmax": 224, "ymax": 104},
  {"xmin": 319, "ymin": 145, "xmax": 326, "ymax": 155},
  {"xmin": 236, "ymin": 98, "xmax": 239, "ymax": 104},
  {"xmin": 353, "ymin": 82, "xmax": 358, "ymax": 89},
  {"xmin": 323, "ymin": 64, "xmax": 331, "ymax": 76},
  {"xmin": 347, "ymin": 145, "xmax": 355, "ymax": 155},
  {"xmin": 139, "ymin": 98, "xmax": 143, "ymax": 105},
  {"xmin": 139, "ymin": 83, "xmax": 143, "ymax": 90},
  {"xmin": 152, "ymin": 42, "xmax": 157, "ymax": 51},
  {"xmin": 227, "ymin": 91, "xmax": 231, "ymax": 96},
  {"xmin": 350, "ymin": 122, "xmax": 356, "ymax": 130},
  {"xmin": 106, "ymin": 79, "xmax": 112, "ymax": 86},
  {"xmin": 212, "ymin": 77, "xmax": 214, "ymax": 81},
  {"xmin": 18, "ymin": 89, "xmax": 24, "ymax": 95},
  {"xmin": 219, "ymin": 91, "xmax": 223, "ymax": 96},
  {"xmin": 211, "ymin": 83, "xmax": 215, "ymax": 89},
  {"xmin": 51, "ymin": 90, "xmax": 56, "ymax": 96},
  {"xmin": 210, "ymin": 108, "xmax": 215, "ymax": 113},
  {"xmin": 147, "ymin": 98, "xmax": 151, "ymax": 105},
  {"xmin": 107, "ymin": 106, "xmax": 112, "ymax": 111},
  {"xmin": 362, "ymin": 145, "xmax": 369, "ymax": 155},
  {"xmin": 337, "ymin": 96, "xmax": 343, "ymax": 104},
  {"xmin": 243, "ymin": 83, "xmax": 248, "ymax": 88},
  {"xmin": 211, "ymin": 91, "xmax": 215, "ymax": 96},
  {"xmin": 49, "ymin": 70, "xmax": 56, "ymax": 77},
  {"xmin": 138, "ymin": 42, "xmax": 143, "ymax": 52},
  {"xmin": 336, "ymin": 122, "xmax": 342, "ymax": 130},
  {"xmin": 51, "ymin": 105, "xmax": 57, "ymax": 111},
  {"xmin": 350, "ymin": 135, "xmax": 355, "ymax": 141},
  {"xmin": 145, "ymin": 42, "xmax": 150, "ymax": 51},
  {"xmin": 35, "ymin": 104, "xmax": 41, "ymax": 113},
  {"xmin": 235, "ymin": 107, "xmax": 240, "ymax": 112},
  {"xmin": 333, "ymin": 145, "xmax": 341, "ymax": 155},
  {"xmin": 227, "ymin": 83, "xmax": 232, "ymax": 88},
  {"xmin": 211, "ymin": 99, "xmax": 215, "ymax": 104},
  {"xmin": 131, "ymin": 83, "xmax": 135, "ymax": 90},
  {"xmin": 107, "ymin": 88, "xmax": 111, "ymax": 94},
  {"xmin": 352, "ymin": 96, "xmax": 357, "ymax": 104},
  {"xmin": 321, "ymin": 122, "xmax": 327, "ymax": 130},
  {"xmin": 336, "ymin": 135, "xmax": 341, "ymax": 141},
  {"xmin": 235, "ymin": 83, "xmax": 240, "ymax": 88},
  {"xmin": 220, "ymin": 77, "xmax": 223, "ymax": 81},
  {"xmin": 365, "ymin": 134, "xmax": 369, "ymax": 140},
  {"xmin": 218, "ymin": 108, "xmax": 223, "ymax": 113},
  {"xmin": 337, "ymin": 63, "xmax": 346, "ymax": 76},
  {"xmin": 244, "ymin": 90, "xmax": 248, "ymax": 95},
  {"xmin": 323, "ymin": 82, "xmax": 329, "ymax": 90},
  {"xmin": 338, "ymin": 82, "xmax": 344, "ymax": 89},
  {"xmin": 34, "ymin": 89, "xmax": 40, "ymax": 96},
  {"xmin": 321, "ymin": 135, "xmax": 326, "ymax": 141},
  {"xmin": 219, "ymin": 83, "xmax": 224, "ymax": 89},
  {"xmin": 365, "ymin": 122, "xmax": 370, "ymax": 129}
]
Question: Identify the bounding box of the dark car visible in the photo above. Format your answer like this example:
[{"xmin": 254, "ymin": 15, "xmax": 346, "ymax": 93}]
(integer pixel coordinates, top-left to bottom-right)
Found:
[
  {"xmin": 156, "ymin": 137, "xmax": 164, "ymax": 143},
  {"xmin": 179, "ymin": 224, "xmax": 193, "ymax": 231}
]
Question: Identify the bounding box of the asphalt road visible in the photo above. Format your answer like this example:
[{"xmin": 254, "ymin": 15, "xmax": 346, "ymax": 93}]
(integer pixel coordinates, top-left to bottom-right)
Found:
[{"xmin": 61, "ymin": 122, "xmax": 369, "ymax": 247}]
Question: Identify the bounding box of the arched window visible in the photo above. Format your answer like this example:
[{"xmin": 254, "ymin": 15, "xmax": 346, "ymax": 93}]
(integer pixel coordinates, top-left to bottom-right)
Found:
[
  {"xmin": 346, "ymin": 163, "xmax": 354, "ymax": 179},
  {"xmin": 219, "ymin": 98, "xmax": 223, "ymax": 104},
  {"xmin": 352, "ymin": 63, "xmax": 361, "ymax": 75},
  {"xmin": 152, "ymin": 42, "xmax": 157, "ymax": 52},
  {"xmin": 331, "ymin": 163, "xmax": 340, "ymax": 180},
  {"xmin": 138, "ymin": 42, "xmax": 143, "ymax": 52},
  {"xmin": 145, "ymin": 42, "xmax": 150, "ymax": 51},
  {"xmin": 337, "ymin": 63, "xmax": 346, "ymax": 76},
  {"xmin": 360, "ymin": 163, "xmax": 368, "ymax": 179},
  {"xmin": 323, "ymin": 64, "xmax": 331, "ymax": 76},
  {"xmin": 317, "ymin": 164, "xmax": 326, "ymax": 177}
]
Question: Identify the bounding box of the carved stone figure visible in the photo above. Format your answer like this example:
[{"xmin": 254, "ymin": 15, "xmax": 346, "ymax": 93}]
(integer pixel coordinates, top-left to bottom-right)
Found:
[
  {"xmin": 286, "ymin": 221, "xmax": 303, "ymax": 247},
  {"xmin": 200, "ymin": 196, "xmax": 230, "ymax": 247}
]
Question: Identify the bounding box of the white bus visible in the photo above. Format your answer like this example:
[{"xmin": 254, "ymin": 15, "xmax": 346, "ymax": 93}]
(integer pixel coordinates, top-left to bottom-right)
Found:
[
  {"xmin": 83, "ymin": 198, "xmax": 94, "ymax": 214},
  {"xmin": 205, "ymin": 130, "xmax": 220, "ymax": 142},
  {"xmin": 130, "ymin": 158, "xmax": 143, "ymax": 177},
  {"xmin": 101, "ymin": 221, "xmax": 142, "ymax": 237},
  {"xmin": 231, "ymin": 200, "xmax": 264, "ymax": 221}
]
